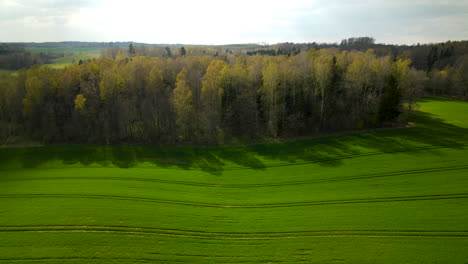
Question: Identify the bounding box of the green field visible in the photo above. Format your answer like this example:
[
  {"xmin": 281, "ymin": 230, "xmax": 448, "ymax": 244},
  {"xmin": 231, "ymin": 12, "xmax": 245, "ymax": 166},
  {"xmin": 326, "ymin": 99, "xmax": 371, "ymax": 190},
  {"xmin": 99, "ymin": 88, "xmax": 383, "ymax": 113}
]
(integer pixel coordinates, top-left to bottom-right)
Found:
[
  {"xmin": 1, "ymin": 97, "xmax": 467, "ymax": 263},
  {"xmin": 25, "ymin": 46, "xmax": 102, "ymax": 69},
  {"xmin": 0, "ymin": 69, "xmax": 16, "ymax": 75},
  {"xmin": 49, "ymin": 53, "xmax": 101, "ymax": 69}
]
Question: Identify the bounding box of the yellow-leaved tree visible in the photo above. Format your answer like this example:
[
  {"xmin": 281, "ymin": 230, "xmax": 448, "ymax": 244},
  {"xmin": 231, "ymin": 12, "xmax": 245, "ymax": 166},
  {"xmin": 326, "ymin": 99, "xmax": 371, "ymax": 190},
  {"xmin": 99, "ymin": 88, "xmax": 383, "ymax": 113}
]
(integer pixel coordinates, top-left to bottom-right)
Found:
[
  {"xmin": 260, "ymin": 60, "xmax": 280, "ymax": 137},
  {"xmin": 173, "ymin": 68, "xmax": 195, "ymax": 141},
  {"xmin": 201, "ymin": 59, "xmax": 226, "ymax": 143},
  {"xmin": 74, "ymin": 94, "xmax": 87, "ymax": 111},
  {"xmin": 313, "ymin": 54, "xmax": 333, "ymax": 123}
]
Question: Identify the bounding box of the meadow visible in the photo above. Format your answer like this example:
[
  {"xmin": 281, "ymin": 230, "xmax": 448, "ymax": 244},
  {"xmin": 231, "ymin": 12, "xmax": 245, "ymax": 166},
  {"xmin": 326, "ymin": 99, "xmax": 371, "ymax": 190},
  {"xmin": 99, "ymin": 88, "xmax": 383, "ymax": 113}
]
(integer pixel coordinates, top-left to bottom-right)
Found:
[
  {"xmin": 49, "ymin": 53, "xmax": 101, "ymax": 69},
  {"xmin": 0, "ymin": 97, "xmax": 467, "ymax": 263},
  {"xmin": 24, "ymin": 46, "xmax": 102, "ymax": 69},
  {"xmin": 0, "ymin": 69, "xmax": 16, "ymax": 75}
]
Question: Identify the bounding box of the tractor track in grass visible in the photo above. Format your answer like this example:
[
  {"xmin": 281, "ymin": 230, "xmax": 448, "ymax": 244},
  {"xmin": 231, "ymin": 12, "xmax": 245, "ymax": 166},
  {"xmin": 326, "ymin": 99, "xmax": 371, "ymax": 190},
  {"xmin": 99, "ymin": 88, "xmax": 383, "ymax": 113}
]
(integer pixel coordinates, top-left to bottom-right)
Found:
[
  {"xmin": 2, "ymin": 225, "xmax": 468, "ymax": 235},
  {"xmin": 1, "ymin": 143, "xmax": 466, "ymax": 173},
  {"xmin": 0, "ymin": 257, "xmax": 303, "ymax": 263},
  {"xmin": 0, "ymin": 257, "xmax": 190, "ymax": 263},
  {"xmin": 223, "ymin": 143, "xmax": 468, "ymax": 171},
  {"xmin": 3, "ymin": 165, "xmax": 468, "ymax": 189},
  {"xmin": 1, "ymin": 225, "xmax": 468, "ymax": 239},
  {"xmin": 125, "ymin": 143, "xmax": 468, "ymax": 171},
  {"xmin": 1, "ymin": 193, "xmax": 467, "ymax": 208}
]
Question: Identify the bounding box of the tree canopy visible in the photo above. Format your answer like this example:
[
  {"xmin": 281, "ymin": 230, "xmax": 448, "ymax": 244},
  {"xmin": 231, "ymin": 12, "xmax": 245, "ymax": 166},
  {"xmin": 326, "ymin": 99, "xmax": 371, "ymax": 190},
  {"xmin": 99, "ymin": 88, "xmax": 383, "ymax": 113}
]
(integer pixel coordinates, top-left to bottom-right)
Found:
[{"xmin": 0, "ymin": 46, "xmax": 466, "ymax": 145}]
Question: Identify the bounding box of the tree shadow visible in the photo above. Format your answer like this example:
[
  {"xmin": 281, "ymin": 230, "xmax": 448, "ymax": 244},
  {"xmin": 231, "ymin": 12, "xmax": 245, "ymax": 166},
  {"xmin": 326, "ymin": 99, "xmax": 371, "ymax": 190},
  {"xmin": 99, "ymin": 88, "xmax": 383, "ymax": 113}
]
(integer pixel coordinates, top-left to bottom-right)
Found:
[{"xmin": 0, "ymin": 108, "xmax": 467, "ymax": 176}]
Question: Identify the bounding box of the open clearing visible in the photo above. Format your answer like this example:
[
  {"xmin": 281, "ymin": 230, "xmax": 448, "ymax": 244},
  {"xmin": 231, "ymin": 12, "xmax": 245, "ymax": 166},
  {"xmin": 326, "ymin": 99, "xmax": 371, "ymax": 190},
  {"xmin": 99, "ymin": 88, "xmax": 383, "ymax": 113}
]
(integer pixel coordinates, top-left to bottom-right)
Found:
[
  {"xmin": 0, "ymin": 97, "xmax": 467, "ymax": 263},
  {"xmin": 49, "ymin": 53, "xmax": 101, "ymax": 69},
  {"xmin": 26, "ymin": 46, "xmax": 102, "ymax": 69},
  {"xmin": 0, "ymin": 69, "xmax": 16, "ymax": 75}
]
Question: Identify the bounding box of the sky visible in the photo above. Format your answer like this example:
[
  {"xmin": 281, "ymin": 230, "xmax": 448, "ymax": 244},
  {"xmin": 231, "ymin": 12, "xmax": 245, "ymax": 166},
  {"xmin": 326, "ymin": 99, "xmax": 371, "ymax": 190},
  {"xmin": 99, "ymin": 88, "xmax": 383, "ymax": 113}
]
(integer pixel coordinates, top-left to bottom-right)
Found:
[{"xmin": 0, "ymin": 0, "xmax": 467, "ymax": 45}]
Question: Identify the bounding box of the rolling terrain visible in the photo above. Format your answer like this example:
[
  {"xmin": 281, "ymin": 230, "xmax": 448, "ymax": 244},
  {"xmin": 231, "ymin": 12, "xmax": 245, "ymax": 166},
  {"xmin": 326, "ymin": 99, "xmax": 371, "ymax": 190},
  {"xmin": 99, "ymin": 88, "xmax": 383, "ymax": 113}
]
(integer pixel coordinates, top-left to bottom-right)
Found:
[{"xmin": 0, "ymin": 97, "xmax": 467, "ymax": 263}]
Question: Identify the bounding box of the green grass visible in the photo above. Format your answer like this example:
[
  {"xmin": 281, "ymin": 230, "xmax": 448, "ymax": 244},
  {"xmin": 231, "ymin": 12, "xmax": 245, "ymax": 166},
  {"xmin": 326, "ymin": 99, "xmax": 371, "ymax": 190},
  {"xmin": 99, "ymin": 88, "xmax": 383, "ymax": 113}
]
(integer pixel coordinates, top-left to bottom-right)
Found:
[
  {"xmin": 25, "ymin": 46, "xmax": 102, "ymax": 69},
  {"xmin": 1, "ymin": 97, "xmax": 467, "ymax": 263},
  {"xmin": 49, "ymin": 53, "xmax": 101, "ymax": 69},
  {"xmin": 0, "ymin": 69, "xmax": 17, "ymax": 75}
]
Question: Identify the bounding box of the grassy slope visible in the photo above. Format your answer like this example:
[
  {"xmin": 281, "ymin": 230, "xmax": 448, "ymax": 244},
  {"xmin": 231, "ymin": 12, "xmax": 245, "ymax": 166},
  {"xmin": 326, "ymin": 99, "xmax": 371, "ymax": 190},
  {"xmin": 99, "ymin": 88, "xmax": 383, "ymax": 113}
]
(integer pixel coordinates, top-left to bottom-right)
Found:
[
  {"xmin": 49, "ymin": 53, "xmax": 101, "ymax": 69},
  {"xmin": 0, "ymin": 48, "xmax": 101, "ymax": 71},
  {"xmin": 0, "ymin": 69, "xmax": 17, "ymax": 75},
  {"xmin": 25, "ymin": 47, "xmax": 102, "ymax": 69},
  {"xmin": 0, "ymin": 97, "xmax": 467, "ymax": 263}
]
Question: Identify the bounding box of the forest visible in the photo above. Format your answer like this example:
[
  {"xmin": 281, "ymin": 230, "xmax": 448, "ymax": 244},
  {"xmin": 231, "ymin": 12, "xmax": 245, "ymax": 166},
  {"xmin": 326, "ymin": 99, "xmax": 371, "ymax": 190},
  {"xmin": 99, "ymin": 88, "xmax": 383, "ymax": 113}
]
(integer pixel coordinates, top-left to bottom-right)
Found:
[{"xmin": 0, "ymin": 39, "xmax": 467, "ymax": 145}]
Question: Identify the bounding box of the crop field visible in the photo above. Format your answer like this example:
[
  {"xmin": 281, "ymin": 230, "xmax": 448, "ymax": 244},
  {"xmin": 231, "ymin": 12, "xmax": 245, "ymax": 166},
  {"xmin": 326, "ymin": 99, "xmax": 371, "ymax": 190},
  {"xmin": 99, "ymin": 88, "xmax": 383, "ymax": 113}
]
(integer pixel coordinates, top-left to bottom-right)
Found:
[{"xmin": 0, "ymin": 97, "xmax": 467, "ymax": 263}]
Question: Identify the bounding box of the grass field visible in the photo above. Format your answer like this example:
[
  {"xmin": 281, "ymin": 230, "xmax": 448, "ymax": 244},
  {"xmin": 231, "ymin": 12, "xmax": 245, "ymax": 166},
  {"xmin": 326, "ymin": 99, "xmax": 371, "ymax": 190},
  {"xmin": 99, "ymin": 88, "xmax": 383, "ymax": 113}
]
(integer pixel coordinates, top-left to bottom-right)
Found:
[
  {"xmin": 49, "ymin": 53, "xmax": 101, "ymax": 69},
  {"xmin": 0, "ymin": 69, "xmax": 17, "ymax": 75},
  {"xmin": 1, "ymin": 97, "xmax": 467, "ymax": 263},
  {"xmin": 0, "ymin": 48, "xmax": 102, "ymax": 71},
  {"xmin": 24, "ymin": 46, "xmax": 102, "ymax": 69}
]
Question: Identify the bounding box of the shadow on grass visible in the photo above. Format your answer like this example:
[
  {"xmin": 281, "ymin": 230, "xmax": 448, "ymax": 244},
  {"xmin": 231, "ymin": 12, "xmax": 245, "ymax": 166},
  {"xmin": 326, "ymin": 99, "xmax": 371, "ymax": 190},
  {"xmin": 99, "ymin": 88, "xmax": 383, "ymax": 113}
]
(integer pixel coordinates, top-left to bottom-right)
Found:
[{"xmin": 0, "ymin": 108, "xmax": 467, "ymax": 176}]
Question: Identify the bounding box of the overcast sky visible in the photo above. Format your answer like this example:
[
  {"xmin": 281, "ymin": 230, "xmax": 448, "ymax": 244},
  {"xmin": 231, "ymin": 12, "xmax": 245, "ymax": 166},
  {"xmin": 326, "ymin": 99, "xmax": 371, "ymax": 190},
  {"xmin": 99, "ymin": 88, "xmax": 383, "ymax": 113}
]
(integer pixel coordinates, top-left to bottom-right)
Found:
[{"xmin": 1, "ymin": 0, "xmax": 467, "ymax": 45}]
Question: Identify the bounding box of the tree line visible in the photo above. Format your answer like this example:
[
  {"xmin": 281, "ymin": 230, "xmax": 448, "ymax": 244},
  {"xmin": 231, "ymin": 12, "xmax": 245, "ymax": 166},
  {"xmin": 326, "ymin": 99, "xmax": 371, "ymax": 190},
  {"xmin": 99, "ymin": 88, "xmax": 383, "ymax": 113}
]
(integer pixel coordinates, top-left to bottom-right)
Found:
[
  {"xmin": 0, "ymin": 48, "xmax": 467, "ymax": 145},
  {"xmin": 2, "ymin": 38, "xmax": 468, "ymax": 71},
  {"xmin": 0, "ymin": 45, "xmax": 52, "ymax": 70}
]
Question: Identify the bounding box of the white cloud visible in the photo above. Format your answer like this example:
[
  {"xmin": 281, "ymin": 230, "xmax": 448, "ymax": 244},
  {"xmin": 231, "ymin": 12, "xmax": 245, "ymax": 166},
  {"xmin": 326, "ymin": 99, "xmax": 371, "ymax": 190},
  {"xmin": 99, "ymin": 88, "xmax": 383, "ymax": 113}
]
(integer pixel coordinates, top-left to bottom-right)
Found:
[{"xmin": 0, "ymin": 0, "xmax": 467, "ymax": 44}]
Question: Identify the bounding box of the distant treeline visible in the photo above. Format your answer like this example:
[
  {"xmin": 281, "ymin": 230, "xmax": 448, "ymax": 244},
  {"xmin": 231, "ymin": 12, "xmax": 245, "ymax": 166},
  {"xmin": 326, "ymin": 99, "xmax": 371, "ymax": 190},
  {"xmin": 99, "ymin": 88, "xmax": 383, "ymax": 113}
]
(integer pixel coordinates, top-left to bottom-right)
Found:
[
  {"xmin": 249, "ymin": 38, "xmax": 468, "ymax": 72},
  {"xmin": 2, "ymin": 37, "xmax": 468, "ymax": 72},
  {"xmin": 0, "ymin": 45, "xmax": 51, "ymax": 70}
]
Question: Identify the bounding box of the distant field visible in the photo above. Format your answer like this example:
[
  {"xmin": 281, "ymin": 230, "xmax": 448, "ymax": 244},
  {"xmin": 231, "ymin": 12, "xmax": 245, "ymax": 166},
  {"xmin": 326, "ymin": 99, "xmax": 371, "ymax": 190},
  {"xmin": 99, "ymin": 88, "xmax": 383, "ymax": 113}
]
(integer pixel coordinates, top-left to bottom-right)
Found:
[
  {"xmin": 0, "ymin": 47, "xmax": 102, "ymax": 71},
  {"xmin": 0, "ymin": 69, "xmax": 15, "ymax": 74},
  {"xmin": 25, "ymin": 47, "xmax": 103, "ymax": 54},
  {"xmin": 49, "ymin": 53, "xmax": 101, "ymax": 69},
  {"xmin": 0, "ymin": 97, "xmax": 467, "ymax": 263},
  {"xmin": 23, "ymin": 46, "xmax": 103, "ymax": 69}
]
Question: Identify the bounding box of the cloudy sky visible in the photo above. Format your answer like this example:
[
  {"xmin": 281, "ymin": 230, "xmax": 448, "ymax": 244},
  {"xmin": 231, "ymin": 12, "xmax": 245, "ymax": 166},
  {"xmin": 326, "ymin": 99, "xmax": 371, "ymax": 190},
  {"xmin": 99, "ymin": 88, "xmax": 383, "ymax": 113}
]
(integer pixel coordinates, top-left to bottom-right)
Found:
[{"xmin": 1, "ymin": 0, "xmax": 467, "ymax": 45}]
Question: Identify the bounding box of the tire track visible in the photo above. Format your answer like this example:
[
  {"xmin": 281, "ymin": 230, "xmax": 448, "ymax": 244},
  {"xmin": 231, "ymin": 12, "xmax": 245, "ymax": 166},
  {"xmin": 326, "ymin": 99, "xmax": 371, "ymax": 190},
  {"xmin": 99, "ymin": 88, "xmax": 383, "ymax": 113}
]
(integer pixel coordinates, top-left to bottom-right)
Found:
[
  {"xmin": 0, "ymin": 257, "xmax": 189, "ymax": 263},
  {"xmin": 3, "ymin": 165, "xmax": 468, "ymax": 189},
  {"xmin": 1, "ymin": 225, "xmax": 467, "ymax": 239},
  {"xmin": 1, "ymin": 225, "xmax": 467, "ymax": 235},
  {"xmin": 0, "ymin": 258, "xmax": 295, "ymax": 263},
  {"xmin": 1, "ymin": 193, "xmax": 467, "ymax": 208},
  {"xmin": 149, "ymin": 143, "xmax": 468, "ymax": 171},
  {"xmin": 1, "ymin": 143, "xmax": 465, "ymax": 173},
  {"xmin": 225, "ymin": 143, "xmax": 468, "ymax": 171}
]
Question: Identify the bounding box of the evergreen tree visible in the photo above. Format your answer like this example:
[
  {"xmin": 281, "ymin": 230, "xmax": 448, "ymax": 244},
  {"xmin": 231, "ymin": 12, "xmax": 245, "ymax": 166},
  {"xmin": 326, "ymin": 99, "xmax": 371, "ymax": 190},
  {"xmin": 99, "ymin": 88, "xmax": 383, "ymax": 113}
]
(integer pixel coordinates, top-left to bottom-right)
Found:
[
  {"xmin": 128, "ymin": 44, "xmax": 136, "ymax": 57},
  {"xmin": 180, "ymin": 47, "xmax": 187, "ymax": 57},
  {"xmin": 378, "ymin": 74, "xmax": 401, "ymax": 122}
]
